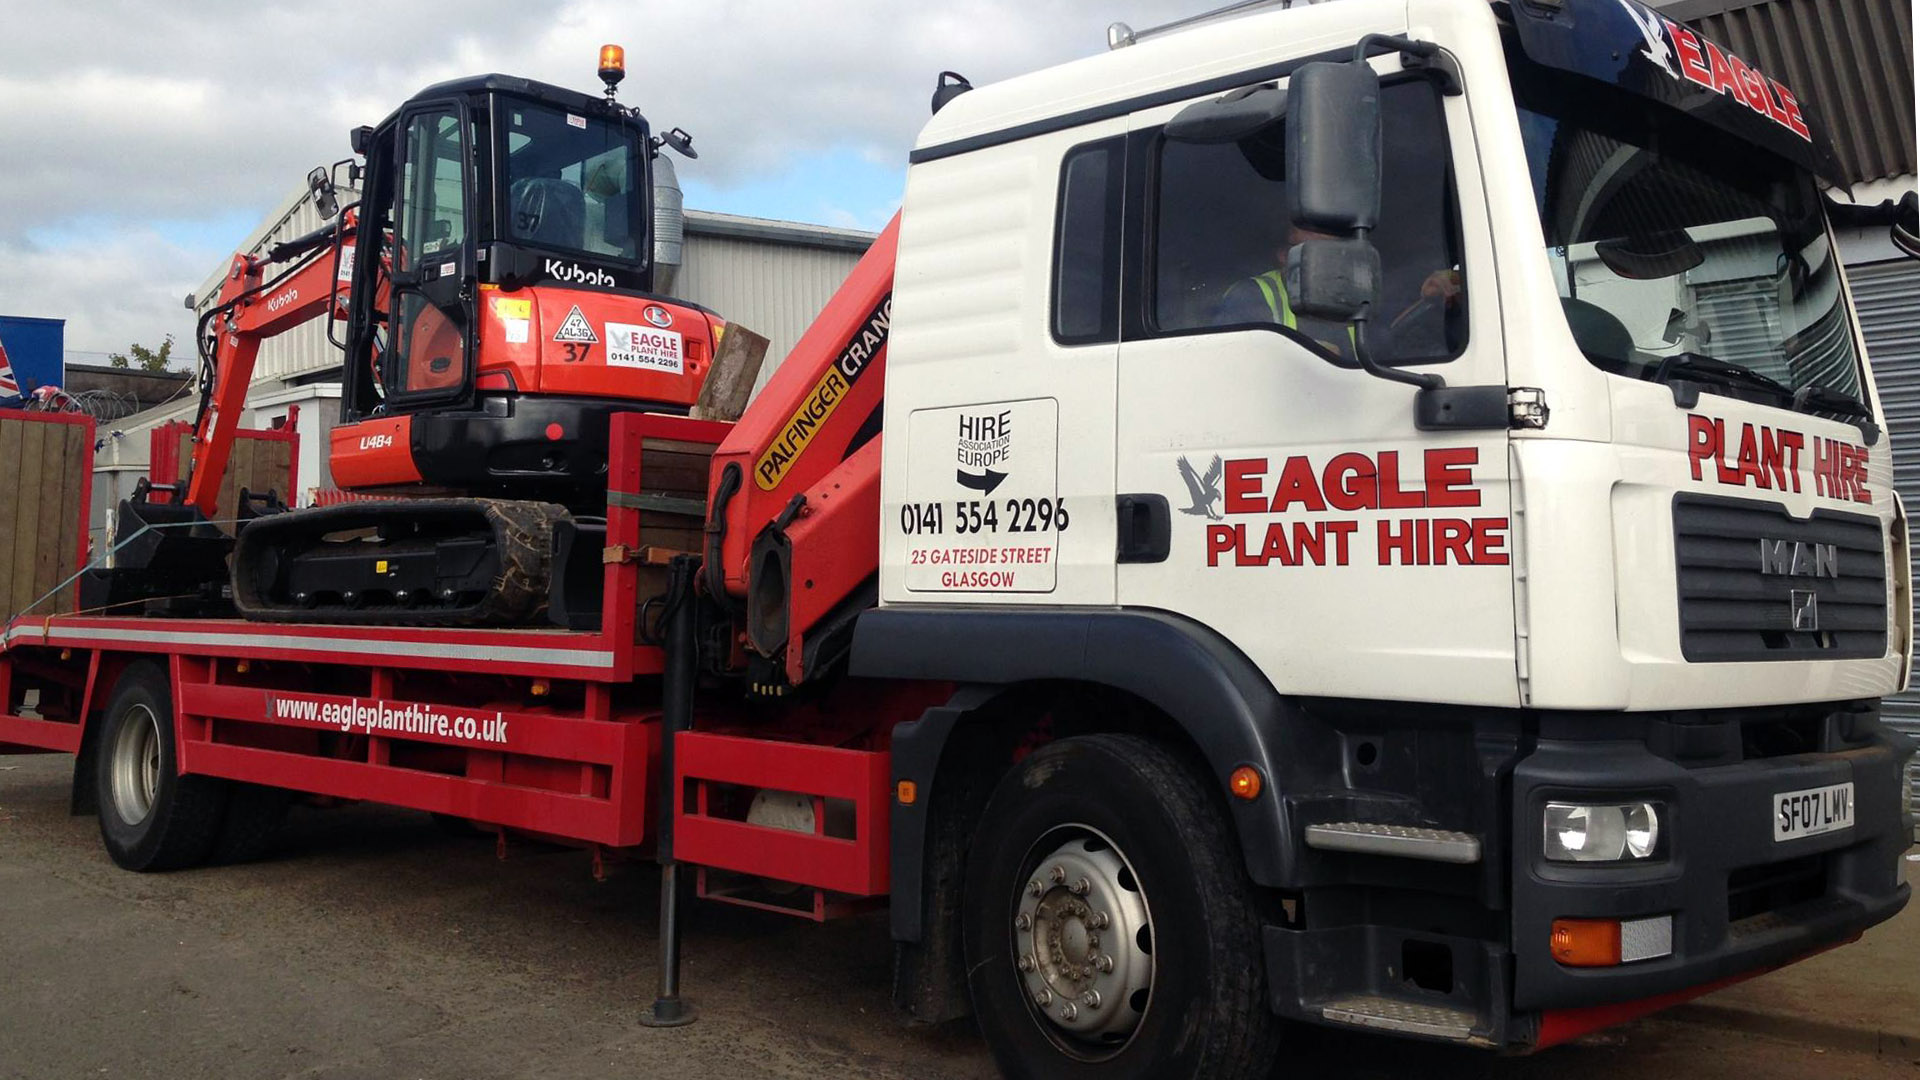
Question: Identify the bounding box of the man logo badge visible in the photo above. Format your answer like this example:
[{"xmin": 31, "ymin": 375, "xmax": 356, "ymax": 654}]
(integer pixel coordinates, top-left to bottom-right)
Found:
[
  {"xmin": 1758, "ymin": 539, "xmax": 1837, "ymax": 579},
  {"xmin": 1790, "ymin": 589, "xmax": 1819, "ymax": 632}
]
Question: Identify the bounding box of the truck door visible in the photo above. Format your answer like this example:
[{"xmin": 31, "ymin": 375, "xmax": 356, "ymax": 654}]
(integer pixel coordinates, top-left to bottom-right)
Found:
[
  {"xmin": 1113, "ymin": 66, "xmax": 1521, "ymax": 707},
  {"xmin": 386, "ymin": 103, "xmax": 475, "ymax": 406},
  {"xmin": 883, "ymin": 118, "xmax": 1125, "ymax": 606}
]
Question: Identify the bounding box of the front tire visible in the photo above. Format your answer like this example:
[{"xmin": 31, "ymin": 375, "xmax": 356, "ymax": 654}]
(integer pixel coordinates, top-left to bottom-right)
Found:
[
  {"xmin": 962, "ymin": 734, "xmax": 1282, "ymax": 1080},
  {"xmin": 95, "ymin": 662, "xmax": 229, "ymax": 871}
]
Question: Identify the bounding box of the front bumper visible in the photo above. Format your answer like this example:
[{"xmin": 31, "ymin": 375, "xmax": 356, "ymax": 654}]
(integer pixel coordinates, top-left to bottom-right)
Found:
[
  {"xmin": 1259, "ymin": 705, "xmax": 1913, "ymax": 1050},
  {"xmin": 1510, "ymin": 716, "xmax": 1912, "ymax": 1012}
]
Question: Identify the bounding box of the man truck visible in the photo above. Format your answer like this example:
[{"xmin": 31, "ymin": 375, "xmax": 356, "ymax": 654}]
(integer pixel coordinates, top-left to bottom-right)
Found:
[{"xmin": 1, "ymin": 0, "xmax": 1913, "ymax": 1076}]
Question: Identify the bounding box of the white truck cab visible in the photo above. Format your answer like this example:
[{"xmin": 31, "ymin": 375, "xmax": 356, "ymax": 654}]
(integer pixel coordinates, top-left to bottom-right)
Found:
[{"xmin": 854, "ymin": 0, "xmax": 1915, "ymax": 1074}]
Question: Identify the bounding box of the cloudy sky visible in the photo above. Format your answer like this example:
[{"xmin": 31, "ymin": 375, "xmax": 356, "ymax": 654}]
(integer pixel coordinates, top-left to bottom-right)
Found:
[{"xmin": 0, "ymin": 0, "xmax": 1198, "ymax": 367}]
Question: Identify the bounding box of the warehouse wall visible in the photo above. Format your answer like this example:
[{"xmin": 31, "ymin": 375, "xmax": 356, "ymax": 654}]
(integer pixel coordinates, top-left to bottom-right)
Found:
[{"xmin": 677, "ymin": 215, "xmax": 872, "ymax": 392}]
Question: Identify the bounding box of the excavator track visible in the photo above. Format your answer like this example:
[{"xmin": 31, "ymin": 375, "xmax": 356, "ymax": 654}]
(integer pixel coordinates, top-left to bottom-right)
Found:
[{"xmin": 231, "ymin": 498, "xmax": 566, "ymax": 626}]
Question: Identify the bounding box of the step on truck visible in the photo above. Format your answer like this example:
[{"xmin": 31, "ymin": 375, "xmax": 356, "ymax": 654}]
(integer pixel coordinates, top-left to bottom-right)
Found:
[{"xmin": 3, "ymin": 0, "xmax": 1917, "ymax": 1076}]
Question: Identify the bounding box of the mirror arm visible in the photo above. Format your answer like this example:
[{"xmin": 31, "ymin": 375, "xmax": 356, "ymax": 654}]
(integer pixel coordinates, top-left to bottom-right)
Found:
[
  {"xmin": 1348, "ymin": 310, "xmax": 1445, "ymax": 390},
  {"xmin": 1338, "ymin": 224, "xmax": 1443, "ymax": 392},
  {"xmin": 1352, "ymin": 34, "xmax": 1462, "ymax": 95},
  {"xmin": 1893, "ymin": 223, "xmax": 1920, "ymax": 261}
]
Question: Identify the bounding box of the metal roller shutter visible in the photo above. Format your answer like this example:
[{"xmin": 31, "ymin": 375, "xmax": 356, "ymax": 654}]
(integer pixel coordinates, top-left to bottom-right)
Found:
[{"xmin": 1852, "ymin": 258, "xmax": 1920, "ymax": 814}]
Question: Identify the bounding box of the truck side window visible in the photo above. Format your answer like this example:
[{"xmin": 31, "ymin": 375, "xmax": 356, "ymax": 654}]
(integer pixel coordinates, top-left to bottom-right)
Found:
[
  {"xmin": 1052, "ymin": 138, "xmax": 1125, "ymax": 345},
  {"xmin": 1151, "ymin": 79, "xmax": 1467, "ymax": 364}
]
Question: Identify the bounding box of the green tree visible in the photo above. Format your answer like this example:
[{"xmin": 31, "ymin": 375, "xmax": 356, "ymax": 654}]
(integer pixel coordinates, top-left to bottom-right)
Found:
[{"xmin": 108, "ymin": 334, "xmax": 175, "ymax": 372}]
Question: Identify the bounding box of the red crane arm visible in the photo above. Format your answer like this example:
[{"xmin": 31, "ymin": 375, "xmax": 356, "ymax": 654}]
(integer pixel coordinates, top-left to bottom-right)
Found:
[{"xmin": 704, "ymin": 213, "xmax": 899, "ymax": 683}]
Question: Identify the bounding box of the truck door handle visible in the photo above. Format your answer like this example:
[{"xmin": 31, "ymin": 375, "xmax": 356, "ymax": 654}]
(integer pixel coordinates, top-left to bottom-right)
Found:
[{"xmin": 1115, "ymin": 494, "xmax": 1170, "ymax": 564}]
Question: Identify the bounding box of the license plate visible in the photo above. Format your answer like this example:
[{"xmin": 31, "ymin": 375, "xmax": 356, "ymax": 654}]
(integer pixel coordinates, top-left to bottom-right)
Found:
[{"xmin": 1773, "ymin": 782, "xmax": 1854, "ymax": 842}]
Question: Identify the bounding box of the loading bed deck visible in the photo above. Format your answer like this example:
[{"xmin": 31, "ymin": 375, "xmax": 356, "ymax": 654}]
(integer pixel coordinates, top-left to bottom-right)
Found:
[
  {"xmin": 0, "ymin": 413, "xmax": 718, "ymax": 849},
  {"xmin": 0, "ymin": 411, "xmax": 898, "ymax": 913}
]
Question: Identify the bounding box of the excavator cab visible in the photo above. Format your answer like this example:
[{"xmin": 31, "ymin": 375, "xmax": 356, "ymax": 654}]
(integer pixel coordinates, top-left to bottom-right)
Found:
[
  {"xmin": 85, "ymin": 54, "xmax": 716, "ymax": 625},
  {"xmin": 332, "ymin": 73, "xmax": 717, "ymax": 505}
]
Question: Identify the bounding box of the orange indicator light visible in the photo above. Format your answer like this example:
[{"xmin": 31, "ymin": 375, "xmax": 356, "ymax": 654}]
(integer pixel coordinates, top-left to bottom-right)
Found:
[
  {"xmin": 1550, "ymin": 918, "xmax": 1623, "ymax": 967},
  {"xmin": 1229, "ymin": 766, "xmax": 1263, "ymax": 801}
]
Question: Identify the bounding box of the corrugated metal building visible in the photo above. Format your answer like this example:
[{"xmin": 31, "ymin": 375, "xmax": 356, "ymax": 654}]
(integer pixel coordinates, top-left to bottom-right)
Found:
[
  {"xmin": 673, "ymin": 212, "xmax": 877, "ymax": 395},
  {"xmin": 143, "ymin": 184, "xmax": 876, "ymax": 502},
  {"xmin": 1656, "ymin": 0, "xmax": 1918, "ymax": 811},
  {"xmin": 1656, "ymin": 0, "xmax": 1913, "ymax": 186}
]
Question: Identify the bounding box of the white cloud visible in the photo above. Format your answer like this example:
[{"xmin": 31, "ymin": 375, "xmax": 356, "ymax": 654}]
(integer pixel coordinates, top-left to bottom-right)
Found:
[
  {"xmin": 0, "ymin": 230, "xmax": 219, "ymax": 358},
  {"xmin": 1, "ymin": 0, "xmax": 1199, "ymax": 355}
]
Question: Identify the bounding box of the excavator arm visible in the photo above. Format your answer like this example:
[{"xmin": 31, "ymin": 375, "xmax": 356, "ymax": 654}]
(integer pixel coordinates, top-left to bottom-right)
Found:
[{"xmin": 187, "ymin": 210, "xmax": 357, "ymax": 517}]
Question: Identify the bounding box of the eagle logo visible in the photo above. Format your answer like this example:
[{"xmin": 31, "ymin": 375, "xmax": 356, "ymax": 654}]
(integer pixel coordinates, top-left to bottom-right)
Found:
[
  {"xmin": 1176, "ymin": 454, "xmax": 1224, "ymax": 521},
  {"xmin": 1617, "ymin": 0, "xmax": 1679, "ymax": 80}
]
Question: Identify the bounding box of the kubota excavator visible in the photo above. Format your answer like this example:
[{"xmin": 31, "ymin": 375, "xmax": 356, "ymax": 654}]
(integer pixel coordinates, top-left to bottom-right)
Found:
[{"xmin": 83, "ymin": 46, "xmax": 714, "ymax": 625}]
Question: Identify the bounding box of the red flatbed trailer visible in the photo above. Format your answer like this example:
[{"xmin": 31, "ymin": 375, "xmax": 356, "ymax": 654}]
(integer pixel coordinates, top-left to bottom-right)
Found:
[{"xmin": 0, "ymin": 410, "xmax": 903, "ymax": 899}]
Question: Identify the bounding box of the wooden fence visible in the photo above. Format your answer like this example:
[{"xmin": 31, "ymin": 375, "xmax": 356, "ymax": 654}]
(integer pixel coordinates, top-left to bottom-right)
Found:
[
  {"xmin": 0, "ymin": 412, "xmax": 94, "ymax": 621},
  {"xmin": 148, "ymin": 411, "xmax": 298, "ymax": 524}
]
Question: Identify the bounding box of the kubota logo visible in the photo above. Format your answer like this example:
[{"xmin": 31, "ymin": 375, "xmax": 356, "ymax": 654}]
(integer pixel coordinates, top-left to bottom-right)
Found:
[
  {"xmin": 266, "ymin": 287, "xmax": 300, "ymax": 312},
  {"xmin": 543, "ymin": 259, "xmax": 616, "ymax": 288}
]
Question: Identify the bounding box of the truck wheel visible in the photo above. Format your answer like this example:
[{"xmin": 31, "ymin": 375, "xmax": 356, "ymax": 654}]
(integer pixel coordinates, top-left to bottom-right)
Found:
[
  {"xmin": 95, "ymin": 662, "xmax": 229, "ymax": 872},
  {"xmin": 963, "ymin": 734, "xmax": 1281, "ymax": 1080}
]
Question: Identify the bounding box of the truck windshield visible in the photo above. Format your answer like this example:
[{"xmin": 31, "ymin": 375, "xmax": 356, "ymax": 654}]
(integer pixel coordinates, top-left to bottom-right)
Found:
[
  {"xmin": 498, "ymin": 98, "xmax": 646, "ymax": 263},
  {"xmin": 1511, "ymin": 64, "xmax": 1865, "ymax": 409}
]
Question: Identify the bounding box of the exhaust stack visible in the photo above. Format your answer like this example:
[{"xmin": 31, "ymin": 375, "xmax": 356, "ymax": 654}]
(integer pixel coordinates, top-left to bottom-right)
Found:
[{"xmin": 653, "ymin": 152, "xmax": 685, "ymax": 296}]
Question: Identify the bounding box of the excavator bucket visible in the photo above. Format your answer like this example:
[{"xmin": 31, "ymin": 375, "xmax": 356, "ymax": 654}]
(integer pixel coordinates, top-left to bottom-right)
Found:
[{"xmin": 77, "ymin": 497, "xmax": 234, "ymax": 616}]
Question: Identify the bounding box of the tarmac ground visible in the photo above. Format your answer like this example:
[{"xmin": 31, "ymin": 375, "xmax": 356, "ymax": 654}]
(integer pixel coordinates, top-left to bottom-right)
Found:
[{"xmin": 2, "ymin": 751, "xmax": 1916, "ymax": 1079}]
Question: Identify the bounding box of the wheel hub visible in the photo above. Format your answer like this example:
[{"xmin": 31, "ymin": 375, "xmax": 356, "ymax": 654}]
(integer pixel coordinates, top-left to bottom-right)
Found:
[
  {"xmin": 1013, "ymin": 830, "xmax": 1153, "ymax": 1048},
  {"xmin": 108, "ymin": 703, "xmax": 161, "ymax": 826}
]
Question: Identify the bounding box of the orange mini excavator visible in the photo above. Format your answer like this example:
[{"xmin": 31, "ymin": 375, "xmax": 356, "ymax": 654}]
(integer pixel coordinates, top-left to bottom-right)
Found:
[{"xmin": 85, "ymin": 47, "xmax": 713, "ymax": 625}]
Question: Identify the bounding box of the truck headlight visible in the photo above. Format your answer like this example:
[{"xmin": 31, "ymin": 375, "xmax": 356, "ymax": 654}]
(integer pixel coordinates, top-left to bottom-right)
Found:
[{"xmin": 1543, "ymin": 802, "xmax": 1661, "ymax": 862}]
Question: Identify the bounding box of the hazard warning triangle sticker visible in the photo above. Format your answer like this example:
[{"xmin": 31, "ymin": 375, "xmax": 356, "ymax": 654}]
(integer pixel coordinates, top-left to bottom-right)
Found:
[{"xmin": 552, "ymin": 305, "xmax": 599, "ymax": 344}]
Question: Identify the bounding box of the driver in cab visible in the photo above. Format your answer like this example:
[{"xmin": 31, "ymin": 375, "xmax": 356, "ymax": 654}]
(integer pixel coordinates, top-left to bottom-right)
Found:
[{"xmin": 1216, "ymin": 223, "xmax": 1462, "ymax": 361}]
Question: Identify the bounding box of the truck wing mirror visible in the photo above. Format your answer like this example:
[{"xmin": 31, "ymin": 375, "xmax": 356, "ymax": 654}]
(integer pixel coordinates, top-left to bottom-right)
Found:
[
  {"xmin": 1166, "ymin": 85, "xmax": 1286, "ymax": 144},
  {"xmin": 1825, "ymin": 190, "xmax": 1920, "ymax": 259},
  {"xmin": 1284, "ymin": 237, "xmax": 1379, "ymax": 322},
  {"xmin": 1282, "ymin": 46, "xmax": 1442, "ymax": 394},
  {"xmin": 1286, "ymin": 61, "xmax": 1380, "ymax": 232}
]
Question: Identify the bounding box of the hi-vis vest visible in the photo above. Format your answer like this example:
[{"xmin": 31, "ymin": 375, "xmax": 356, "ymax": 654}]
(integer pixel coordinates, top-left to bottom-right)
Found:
[
  {"xmin": 1248, "ymin": 269, "xmax": 1298, "ymax": 327},
  {"xmin": 1246, "ymin": 269, "xmax": 1357, "ymax": 357}
]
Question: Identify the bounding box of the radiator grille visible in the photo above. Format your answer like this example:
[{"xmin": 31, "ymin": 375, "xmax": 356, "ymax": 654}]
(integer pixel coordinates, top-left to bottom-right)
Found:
[{"xmin": 1674, "ymin": 494, "xmax": 1886, "ymax": 663}]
